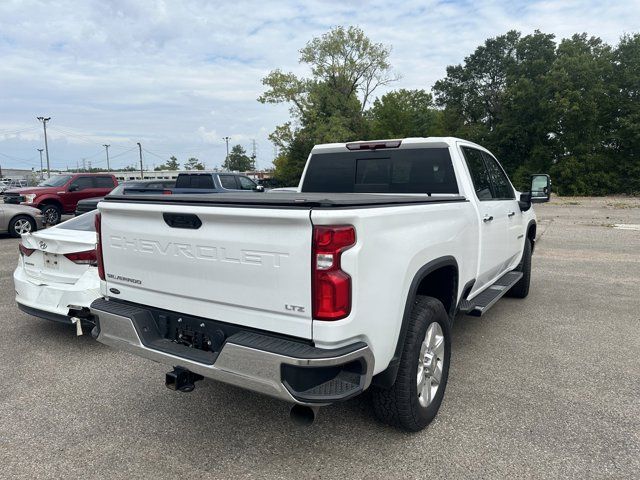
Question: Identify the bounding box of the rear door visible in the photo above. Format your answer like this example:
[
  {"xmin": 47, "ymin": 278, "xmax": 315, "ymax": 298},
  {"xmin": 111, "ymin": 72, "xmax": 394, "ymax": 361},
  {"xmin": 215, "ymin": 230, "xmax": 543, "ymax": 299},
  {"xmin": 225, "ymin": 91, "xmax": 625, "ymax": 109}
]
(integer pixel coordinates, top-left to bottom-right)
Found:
[
  {"xmin": 99, "ymin": 201, "xmax": 314, "ymax": 338},
  {"xmin": 481, "ymin": 152, "xmax": 522, "ymax": 267},
  {"xmin": 461, "ymin": 146, "xmax": 510, "ymax": 289}
]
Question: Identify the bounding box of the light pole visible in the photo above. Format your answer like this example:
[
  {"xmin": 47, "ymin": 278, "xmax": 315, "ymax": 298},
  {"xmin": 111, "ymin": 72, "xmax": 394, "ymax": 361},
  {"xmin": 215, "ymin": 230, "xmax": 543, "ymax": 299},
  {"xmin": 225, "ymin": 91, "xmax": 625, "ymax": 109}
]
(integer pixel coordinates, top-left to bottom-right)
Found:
[
  {"xmin": 223, "ymin": 136, "xmax": 230, "ymax": 165},
  {"xmin": 36, "ymin": 116, "xmax": 51, "ymax": 177},
  {"xmin": 37, "ymin": 148, "xmax": 44, "ymax": 180},
  {"xmin": 103, "ymin": 144, "xmax": 110, "ymax": 172},
  {"xmin": 137, "ymin": 142, "xmax": 144, "ymax": 179}
]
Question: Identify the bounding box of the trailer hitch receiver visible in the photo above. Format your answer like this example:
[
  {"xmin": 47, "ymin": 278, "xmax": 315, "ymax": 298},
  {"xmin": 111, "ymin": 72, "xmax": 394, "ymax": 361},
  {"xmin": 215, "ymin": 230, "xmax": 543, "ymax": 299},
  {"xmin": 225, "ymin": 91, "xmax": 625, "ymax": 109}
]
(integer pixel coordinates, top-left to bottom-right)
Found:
[{"xmin": 165, "ymin": 366, "xmax": 204, "ymax": 392}]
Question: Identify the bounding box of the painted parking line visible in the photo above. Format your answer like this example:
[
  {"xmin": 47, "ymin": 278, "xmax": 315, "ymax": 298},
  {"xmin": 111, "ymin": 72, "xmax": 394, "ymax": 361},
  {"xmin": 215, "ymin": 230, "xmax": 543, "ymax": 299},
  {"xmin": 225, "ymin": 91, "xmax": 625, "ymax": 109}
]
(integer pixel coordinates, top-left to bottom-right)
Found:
[{"xmin": 613, "ymin": 224, "xmax": 640, "ymax": 231}]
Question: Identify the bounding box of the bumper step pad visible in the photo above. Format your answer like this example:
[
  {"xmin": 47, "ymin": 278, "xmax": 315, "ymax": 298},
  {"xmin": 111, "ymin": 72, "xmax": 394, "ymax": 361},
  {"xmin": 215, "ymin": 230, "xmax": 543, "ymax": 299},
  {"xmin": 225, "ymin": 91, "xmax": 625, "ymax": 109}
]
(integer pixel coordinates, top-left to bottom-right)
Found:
[{"xmin": 463, "ymin": 271, "xmax": 523, "ymax": 317}]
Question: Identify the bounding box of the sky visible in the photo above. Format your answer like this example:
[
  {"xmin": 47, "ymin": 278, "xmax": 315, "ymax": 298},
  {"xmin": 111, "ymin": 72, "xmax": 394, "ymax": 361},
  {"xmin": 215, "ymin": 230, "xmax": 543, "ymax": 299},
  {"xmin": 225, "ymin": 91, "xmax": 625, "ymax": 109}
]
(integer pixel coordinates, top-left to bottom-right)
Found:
[{"xmin": 1, "ymin": 0, "xmax": 639, "ymax": 173}]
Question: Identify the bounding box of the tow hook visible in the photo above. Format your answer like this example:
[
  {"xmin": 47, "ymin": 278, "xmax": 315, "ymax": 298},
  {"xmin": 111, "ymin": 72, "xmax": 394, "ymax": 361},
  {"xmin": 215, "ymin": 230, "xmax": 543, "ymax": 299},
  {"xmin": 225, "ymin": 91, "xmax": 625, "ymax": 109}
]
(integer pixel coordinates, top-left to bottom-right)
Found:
[{"xmin": 165, "ymin": 366, "xmax": 203, "ymax": 392}]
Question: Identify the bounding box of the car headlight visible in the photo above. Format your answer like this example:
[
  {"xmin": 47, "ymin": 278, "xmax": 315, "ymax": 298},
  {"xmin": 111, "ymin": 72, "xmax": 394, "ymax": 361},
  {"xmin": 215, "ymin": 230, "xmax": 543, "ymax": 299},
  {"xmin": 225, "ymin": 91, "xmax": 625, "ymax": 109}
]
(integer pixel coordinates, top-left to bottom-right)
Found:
[{"xmin": 22, "ymin": 194, "xmax": 37, "ymax": 204}]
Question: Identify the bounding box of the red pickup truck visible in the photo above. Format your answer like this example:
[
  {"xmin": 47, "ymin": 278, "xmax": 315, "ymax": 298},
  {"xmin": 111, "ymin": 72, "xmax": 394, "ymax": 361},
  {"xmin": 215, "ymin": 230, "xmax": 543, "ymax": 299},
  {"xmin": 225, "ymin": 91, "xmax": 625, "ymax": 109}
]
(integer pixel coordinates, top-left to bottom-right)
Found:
[{"xmin": 3, "ymin": 173, "xmax": 118, "ymax": 224}]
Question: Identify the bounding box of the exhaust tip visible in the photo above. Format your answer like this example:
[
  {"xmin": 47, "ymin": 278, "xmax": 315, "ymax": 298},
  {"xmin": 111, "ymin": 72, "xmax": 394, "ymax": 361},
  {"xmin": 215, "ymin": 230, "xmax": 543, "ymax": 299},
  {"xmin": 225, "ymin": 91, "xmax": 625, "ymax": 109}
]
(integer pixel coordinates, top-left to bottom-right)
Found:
[{"xmin": 290, "ymin": 405, "xmax": 318, "ymax": 426}]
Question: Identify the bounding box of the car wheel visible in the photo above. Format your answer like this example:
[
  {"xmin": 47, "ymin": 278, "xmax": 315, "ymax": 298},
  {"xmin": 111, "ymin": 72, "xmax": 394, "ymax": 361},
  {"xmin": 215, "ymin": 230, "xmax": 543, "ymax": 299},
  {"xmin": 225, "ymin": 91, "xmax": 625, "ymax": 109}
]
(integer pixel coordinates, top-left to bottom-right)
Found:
[
  {"xmin": 9, "ymin": 215, "xmax": 36, "ymax": 238},
  {"xmin": 371, "ymin": 296, "xmax": 451, "ymax": 432},
  {"xmin": 41, "ymin": 204, "xmax": 61, "ymax": 225},
  {"xmin": 507, "ymin": 239, "xmax": 531, "ymax": 298}
]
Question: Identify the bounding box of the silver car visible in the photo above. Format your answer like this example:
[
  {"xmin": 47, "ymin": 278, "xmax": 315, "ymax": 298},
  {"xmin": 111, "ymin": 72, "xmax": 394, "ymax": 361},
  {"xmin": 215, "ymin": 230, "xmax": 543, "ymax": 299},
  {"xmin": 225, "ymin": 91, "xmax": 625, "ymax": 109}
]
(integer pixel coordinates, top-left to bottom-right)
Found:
[{"xmin": 0, "ymin": 203, "xmax": 44, "ymax": 237}]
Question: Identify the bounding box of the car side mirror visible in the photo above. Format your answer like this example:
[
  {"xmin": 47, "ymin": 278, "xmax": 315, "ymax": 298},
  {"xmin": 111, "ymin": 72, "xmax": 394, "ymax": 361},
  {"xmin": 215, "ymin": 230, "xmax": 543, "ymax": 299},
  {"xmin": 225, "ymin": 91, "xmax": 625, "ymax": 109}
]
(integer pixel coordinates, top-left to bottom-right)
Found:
[
  {"xmin": 530, "ymin": 174, "xmax": 551, "ymax": 203},
  {"xmin": 254, "ymin": 185, "xmax": 265, "ymax": 192},
  {"xmin": 68, "ymin": 185, "xmax": 79, "ymax": 192}
]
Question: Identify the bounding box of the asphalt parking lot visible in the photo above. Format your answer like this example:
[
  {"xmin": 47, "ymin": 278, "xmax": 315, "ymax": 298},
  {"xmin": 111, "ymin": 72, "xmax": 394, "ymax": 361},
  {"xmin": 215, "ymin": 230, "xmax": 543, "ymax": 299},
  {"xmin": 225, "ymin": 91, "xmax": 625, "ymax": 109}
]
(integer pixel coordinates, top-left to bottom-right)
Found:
[{"xmin": 0, "ymin": 197, "xmax": 638, "ymax": 479}]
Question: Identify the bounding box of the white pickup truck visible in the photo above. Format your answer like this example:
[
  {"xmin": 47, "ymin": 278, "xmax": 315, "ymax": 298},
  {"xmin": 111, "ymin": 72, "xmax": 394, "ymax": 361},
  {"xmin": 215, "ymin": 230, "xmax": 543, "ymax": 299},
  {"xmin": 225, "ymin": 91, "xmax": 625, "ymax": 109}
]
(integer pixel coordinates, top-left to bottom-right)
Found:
[{"xmin": 90, "ymin": 137, "xmax": 550, "ymax": 431}]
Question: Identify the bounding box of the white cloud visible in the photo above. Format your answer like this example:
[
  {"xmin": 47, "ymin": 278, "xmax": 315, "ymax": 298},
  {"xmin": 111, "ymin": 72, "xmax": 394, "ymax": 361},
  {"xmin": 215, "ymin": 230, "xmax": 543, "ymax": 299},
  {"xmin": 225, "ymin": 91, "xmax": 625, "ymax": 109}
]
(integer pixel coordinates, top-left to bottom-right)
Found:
[
  {"xmin": 0, "ymin": 0, "xmax": 638, "ymax": 170},
  {"xmin": 197, "ymin": 126, "xmax": 220, "ymax": 144}
]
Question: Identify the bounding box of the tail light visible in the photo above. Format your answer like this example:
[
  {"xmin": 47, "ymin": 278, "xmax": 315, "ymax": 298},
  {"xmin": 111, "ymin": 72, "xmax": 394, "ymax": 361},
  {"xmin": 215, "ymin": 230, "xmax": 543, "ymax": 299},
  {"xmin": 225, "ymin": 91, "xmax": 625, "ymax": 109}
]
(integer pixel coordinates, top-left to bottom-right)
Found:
[
  {"xmin": 64, "ymin": 250, "xmax": 97, "ymax": 266},
  {"xmin": 18, "ymin": 244, "xmax": 35, "ymax": 256},
  {"xmin": 95, "ymin": 212, "xmax": 105, "ymax": 280},
  {"xmin": 162, "ymin": 189, "xmax": 173, "ymax": 195},
  {"xmin": 312, "ymin": 225, "xmax": 356, "ymax": 320}
]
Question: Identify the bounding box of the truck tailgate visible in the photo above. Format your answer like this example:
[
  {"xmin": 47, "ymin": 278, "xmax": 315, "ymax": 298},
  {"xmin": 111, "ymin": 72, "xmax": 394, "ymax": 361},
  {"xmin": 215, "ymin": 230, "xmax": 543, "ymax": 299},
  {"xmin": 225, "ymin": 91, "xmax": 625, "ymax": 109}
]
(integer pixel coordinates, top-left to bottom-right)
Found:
[{"xmin": 99, "ymin": 201, "xmax": 313, "ymax": 339}]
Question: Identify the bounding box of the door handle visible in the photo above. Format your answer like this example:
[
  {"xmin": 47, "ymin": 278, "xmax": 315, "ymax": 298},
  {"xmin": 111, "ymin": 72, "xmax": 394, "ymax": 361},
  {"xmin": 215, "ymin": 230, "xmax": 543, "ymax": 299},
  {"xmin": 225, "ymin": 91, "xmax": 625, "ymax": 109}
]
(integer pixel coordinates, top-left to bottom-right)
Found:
[
  {"xmin": 483, "ymin": 215, "xmax": 493, "ymax": 223},
  {"xmin": 508, "ymin": 211, "xmax": 516, "ymax": 217}
]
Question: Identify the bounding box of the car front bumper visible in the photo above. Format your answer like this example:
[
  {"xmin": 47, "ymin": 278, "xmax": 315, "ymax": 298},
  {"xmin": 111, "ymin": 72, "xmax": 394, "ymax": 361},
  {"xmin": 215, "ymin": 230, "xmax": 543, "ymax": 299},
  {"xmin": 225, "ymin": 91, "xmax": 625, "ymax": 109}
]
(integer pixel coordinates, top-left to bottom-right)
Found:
[
  {"xmin": 90, "ymin": 298, "xmax": 375, "ymax": 405},
  {"xmin": 14, "ymin": 265, "xmax": 101, "ymax": 320}
]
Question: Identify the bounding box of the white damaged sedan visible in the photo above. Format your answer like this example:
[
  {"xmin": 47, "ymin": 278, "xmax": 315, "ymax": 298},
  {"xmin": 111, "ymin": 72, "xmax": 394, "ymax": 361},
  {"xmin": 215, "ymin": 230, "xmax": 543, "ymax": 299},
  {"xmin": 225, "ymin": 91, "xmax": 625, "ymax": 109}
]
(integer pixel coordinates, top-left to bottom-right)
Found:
[{"xmin": 14, "ymin": 211, "xmax": 99, "ymax": 333}]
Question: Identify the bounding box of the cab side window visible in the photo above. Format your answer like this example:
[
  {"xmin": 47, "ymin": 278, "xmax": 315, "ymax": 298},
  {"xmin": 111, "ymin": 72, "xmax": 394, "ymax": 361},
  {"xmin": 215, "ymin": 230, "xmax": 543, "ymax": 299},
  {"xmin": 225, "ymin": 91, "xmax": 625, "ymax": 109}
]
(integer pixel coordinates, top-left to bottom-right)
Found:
[
  {"xmin": 69, "ymin": 177, "xmax": 94, "ymax": 191},
  {"xmin": 482, "ymin": 153, "xmax": 515, "ymax": 200},
  {"xmin": 461, "ymin": 147, "xmax": 493, "ymax": 200},
  {"xmin": 219, "ymin": 175, "xmax": 238, "ymax": 190},
  {"xmin": 95, "ymin": 176, "xmax": 116, "ymax": 188},
  {"xmin": 238, "ymin": 176, "xmax": 257, "ymax": 190}
]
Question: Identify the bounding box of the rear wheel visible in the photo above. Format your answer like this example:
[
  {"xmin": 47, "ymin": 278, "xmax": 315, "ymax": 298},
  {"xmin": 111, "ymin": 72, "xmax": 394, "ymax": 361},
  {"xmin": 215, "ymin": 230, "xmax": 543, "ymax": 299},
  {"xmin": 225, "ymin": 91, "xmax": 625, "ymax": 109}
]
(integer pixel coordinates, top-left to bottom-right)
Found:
[
  {"xmin": 9, "ymin": 215, "xmax": 36, "ymax": 237},
  {"xmin": 41, "ymin": 204, "xmax": 61, "ymax": 225},
  {"xmin": 371, "ymin": 296, "xmax": 451, "ymax": 432},
  {"xmin": 507, "ymin": 238, "xmax": 531, "ymax": 298}
]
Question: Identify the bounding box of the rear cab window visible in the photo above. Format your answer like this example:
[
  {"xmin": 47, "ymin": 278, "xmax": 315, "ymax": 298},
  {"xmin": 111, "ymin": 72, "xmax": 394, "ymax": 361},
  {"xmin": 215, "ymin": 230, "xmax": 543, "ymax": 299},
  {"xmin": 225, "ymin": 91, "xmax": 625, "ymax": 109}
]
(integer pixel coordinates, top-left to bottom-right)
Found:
[{"xmin": 301, "ymin": 147, "xmax": 459, "ymax": 194}]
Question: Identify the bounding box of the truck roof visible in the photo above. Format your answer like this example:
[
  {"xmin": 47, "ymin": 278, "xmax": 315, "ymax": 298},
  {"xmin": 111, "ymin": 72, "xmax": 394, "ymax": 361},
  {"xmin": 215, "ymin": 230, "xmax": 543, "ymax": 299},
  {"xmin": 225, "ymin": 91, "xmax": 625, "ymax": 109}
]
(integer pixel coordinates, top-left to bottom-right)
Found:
[{"xmin": 311, "ymin": 137, "xmax": 485, "ymax": 154}]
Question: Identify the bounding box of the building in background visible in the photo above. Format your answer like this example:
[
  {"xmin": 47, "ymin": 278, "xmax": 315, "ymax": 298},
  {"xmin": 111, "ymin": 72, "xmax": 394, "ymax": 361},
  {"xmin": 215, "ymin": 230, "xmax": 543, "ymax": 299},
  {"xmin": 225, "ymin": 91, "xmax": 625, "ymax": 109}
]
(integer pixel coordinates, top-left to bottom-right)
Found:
[{"xmin": 0, "ymin": 168, "xmax": 39, "ymax": 185}]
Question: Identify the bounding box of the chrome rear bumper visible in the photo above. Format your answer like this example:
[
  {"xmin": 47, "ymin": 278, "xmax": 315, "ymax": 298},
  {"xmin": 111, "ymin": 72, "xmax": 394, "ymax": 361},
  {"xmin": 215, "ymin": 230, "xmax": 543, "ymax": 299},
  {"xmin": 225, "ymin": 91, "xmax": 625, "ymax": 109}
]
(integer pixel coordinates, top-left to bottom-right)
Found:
[{"xmin": 90, "ymin": 298, "xmax": 374, "ymax": 405}]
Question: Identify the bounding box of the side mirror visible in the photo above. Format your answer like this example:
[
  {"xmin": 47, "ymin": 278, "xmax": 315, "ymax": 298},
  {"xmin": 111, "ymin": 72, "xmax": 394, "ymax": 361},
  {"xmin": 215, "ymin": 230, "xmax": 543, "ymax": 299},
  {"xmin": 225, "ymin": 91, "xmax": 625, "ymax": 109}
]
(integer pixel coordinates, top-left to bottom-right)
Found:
[
  {"xmin": 530, "ymin": 174, "xmax": 551, "ymax": 203},
  {"xmin": 68, "ymin": 184, "xmax": 79, "ymax": 192},
  {"xmin": 254, "ymin": 185, "xmax": 265, "ymax": 192}
]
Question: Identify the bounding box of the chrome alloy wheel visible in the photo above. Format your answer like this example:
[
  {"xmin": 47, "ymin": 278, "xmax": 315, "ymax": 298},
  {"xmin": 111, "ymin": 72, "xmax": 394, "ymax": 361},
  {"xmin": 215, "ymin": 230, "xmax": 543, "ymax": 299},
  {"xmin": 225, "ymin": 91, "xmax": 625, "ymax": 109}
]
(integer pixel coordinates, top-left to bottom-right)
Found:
[
  {"xmin": 14, "ymin": 218, "xmax": 33, "ymax": 235},
  {"xmin": 417, "ymin": 322, "xmax": 445, "ymax": 407}
]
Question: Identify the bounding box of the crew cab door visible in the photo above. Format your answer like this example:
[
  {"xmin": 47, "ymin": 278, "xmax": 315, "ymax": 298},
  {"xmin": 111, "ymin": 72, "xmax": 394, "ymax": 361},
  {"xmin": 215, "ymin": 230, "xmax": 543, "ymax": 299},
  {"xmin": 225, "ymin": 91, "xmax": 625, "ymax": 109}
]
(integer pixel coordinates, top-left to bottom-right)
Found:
[
  {"xmin": 481, "ymin": 152, "xmax": 522, "ymax": 268},
  {"xmin": 460, "ymin": 146, "xmax": 512, "ymax": 290}
]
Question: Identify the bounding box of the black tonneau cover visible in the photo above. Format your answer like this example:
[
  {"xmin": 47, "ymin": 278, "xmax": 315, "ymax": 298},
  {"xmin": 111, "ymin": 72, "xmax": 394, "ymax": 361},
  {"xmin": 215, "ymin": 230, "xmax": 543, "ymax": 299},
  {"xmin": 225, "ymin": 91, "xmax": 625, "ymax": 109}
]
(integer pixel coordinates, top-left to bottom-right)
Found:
[{"xmin": 104, "ymin": 192, "xmax": 466, "ymax": 209}]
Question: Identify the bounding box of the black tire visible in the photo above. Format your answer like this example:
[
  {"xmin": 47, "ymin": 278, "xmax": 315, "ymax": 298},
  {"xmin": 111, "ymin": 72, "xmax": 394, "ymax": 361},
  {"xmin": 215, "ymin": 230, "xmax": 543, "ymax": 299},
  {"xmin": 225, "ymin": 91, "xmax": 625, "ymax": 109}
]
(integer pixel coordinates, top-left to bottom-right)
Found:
[
  {"xmin": 41, "ymin": 204, "xmax": 61, "ymax": 225},
  {"xmin": 8, "ymin": 215, "xmax": 36, "ymax": 238},
  {"xmin": 371, "ymin": 296, "xmax": 451, "ymax": 432},
  {"xmin": 507, "ymin": 238, "xmax": 532, "ymax": 298}
]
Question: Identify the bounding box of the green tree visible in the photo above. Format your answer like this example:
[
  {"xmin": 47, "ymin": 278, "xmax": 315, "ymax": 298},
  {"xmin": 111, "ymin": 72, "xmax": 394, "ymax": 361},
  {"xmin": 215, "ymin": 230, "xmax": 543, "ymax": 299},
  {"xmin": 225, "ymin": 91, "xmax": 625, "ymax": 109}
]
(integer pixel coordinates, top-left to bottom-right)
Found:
[
  {"xmin": 184, "ymin": 157, "xmax": 205, "ymax": 170},
  {"xmin": 433, "ymin": 30, "xmax": 521, "ymax": 139},
  {"xmin": 223, "ymin": 144, "xmax": 255, "ymax": 172},
  {"xmin": 433, "ymin": 30, "xmax": 636, "ymax": 195},
  {"xmin": 166, "ymin": 156, "xmax": 180, "ymax": 170},
  {"xmin": 545, "ymin": 34, "xmax": 617, "ymax": 194},
  {"xmin": 368, "ymin": 89, "xmax": 442, "ymax": 139},
  {"xmin": 259, "ymin": 26, "xmax": 398, "ymax": 184},
  {"xmin": 154, "ymin": 155, "xmax": 181, "ymax": 171},
  {"xmin": 611, "ymin": 34, "xmax": 640, "ymax": 194}
]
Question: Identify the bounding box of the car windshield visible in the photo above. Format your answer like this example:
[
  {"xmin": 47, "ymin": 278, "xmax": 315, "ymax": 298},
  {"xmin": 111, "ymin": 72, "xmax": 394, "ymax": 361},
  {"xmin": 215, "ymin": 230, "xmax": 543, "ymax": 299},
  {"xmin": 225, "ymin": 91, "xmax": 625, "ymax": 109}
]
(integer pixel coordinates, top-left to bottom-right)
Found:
[
  {"xmin": 38, "ymin": 175, "xmax": 72, "ymax": 187},
  {"xmin": 56, "ymin": 210, "xmax": 98, "ymax": 231}
]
